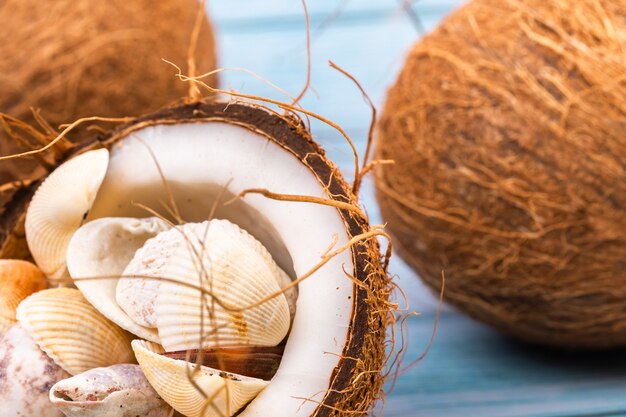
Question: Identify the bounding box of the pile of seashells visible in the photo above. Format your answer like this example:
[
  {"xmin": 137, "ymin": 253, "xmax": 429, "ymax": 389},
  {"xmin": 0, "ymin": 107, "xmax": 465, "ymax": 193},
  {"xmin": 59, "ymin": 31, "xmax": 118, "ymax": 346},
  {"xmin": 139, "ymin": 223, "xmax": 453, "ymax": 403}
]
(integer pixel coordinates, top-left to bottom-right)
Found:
[{"xmin": 0, "ymin": 149, "xmax": 297, "ymax": 417}]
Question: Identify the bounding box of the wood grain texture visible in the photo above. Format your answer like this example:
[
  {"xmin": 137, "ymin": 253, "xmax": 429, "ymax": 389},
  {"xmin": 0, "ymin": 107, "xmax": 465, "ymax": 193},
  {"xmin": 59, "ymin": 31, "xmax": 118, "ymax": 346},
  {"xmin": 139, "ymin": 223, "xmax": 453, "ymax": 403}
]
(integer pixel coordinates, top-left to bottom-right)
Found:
[
  {"xmin": 207, "ymin": 1, "xmax": 626, "ymax": 416},
  {"xmin": 391, "ymin": 314, "xmax": 626, "ymax": 417}
]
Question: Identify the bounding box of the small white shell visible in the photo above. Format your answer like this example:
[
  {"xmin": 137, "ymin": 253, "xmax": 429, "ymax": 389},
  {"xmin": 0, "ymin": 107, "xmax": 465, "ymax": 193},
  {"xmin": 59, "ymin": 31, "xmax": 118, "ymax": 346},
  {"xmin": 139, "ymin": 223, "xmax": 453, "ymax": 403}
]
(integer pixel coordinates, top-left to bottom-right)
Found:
[
  {"xmin": 25, "ymin": 149, "xmax": 109, "ymax": 280},
  {"xmin": 116, "ymin": 225, "xmax": 185, "ymax": 329},
  {"xmin": 50, "ymin": 364, "xmax": 171, "ymax": 417},
  {"xmin": 16, "ymin": 288, "xmax": 135, "ymax": 375},
  {"xmin": 120, "ymin": 220, "xmax": 291, "ymax": 352},
  {"xmin": 67, "ymin": 217, "xmax": 169, "ymax": 342},
  {"xmin": 0, "ymin": 260, "xmax": 47, "ymax": 332},
  {"xmin": 0, "ymin": 324, "xmax": 69, "ymax": 417},
  {"xmin": 133, "ymin": 340, "xmax": 268, "ymax": 417}
]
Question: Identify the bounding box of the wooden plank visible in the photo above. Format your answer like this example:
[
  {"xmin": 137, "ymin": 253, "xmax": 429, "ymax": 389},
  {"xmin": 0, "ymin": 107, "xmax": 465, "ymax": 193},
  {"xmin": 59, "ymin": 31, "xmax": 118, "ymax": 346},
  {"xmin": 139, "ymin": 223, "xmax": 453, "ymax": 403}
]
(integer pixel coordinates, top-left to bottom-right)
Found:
[
  {"xmin": 387, "ymin": 313, "xmax": 626, "ymax": 417},
  {"xmin": 209, "ymin": 0, "xmax": 461, "ymax": 24}
]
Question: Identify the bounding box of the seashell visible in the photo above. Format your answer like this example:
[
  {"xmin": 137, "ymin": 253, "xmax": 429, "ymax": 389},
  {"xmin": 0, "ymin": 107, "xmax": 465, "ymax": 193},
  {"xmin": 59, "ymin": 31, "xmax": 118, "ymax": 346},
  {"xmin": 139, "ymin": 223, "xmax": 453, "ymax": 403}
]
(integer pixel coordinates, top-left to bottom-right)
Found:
[
  {"xmin": 0, "ymin": 324, "xmax": 69, "ymax": 417},
  {"xmin": 254, "ymin": 239, "xmax": 298, "ymax": 320},
  {"xmin": 120, "ymin": 219, "xmax": 291, "ymax": 352},
  {"xmin": 0, "ymin": 260, "xmax": 47, "ymax": 332},
  {"xmin": 133, "ymin": 340, "xmax": 268, "ymax": 417},
  {"xmin": 25, "ymin": 149, "xmax": 109, "ymax": 280},
  {"xmin": 16, "ymin": 288, "xmax": 135, "ymax": 375},
  {"xmin": 67, "ymin": 217, "xmax": 169, "ymax": 342},
  {"xmin": 115, "ymin": 224, "xmax": 186, "ymax": 329},
  {"xmin": 50, "ymin": 364, "xmax": 171, "ymax": 417}
]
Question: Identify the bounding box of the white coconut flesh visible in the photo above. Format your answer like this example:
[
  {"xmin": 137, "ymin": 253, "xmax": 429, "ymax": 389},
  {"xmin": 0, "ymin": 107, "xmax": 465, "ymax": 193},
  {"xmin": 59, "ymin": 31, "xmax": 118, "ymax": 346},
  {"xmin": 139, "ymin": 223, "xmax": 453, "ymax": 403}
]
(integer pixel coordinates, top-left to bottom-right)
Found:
[{"xmin": 84, "ymin": 122, "xmax": 355, "ymax": 417}]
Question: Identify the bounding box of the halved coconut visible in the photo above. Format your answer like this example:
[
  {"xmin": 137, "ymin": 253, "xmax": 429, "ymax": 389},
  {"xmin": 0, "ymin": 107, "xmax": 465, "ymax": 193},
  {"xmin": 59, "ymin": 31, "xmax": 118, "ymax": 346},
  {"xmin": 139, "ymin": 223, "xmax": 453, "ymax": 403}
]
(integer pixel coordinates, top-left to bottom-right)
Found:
[{"xmin": 1, "ymin": 101, "xmax": 391, "ymax": 417}]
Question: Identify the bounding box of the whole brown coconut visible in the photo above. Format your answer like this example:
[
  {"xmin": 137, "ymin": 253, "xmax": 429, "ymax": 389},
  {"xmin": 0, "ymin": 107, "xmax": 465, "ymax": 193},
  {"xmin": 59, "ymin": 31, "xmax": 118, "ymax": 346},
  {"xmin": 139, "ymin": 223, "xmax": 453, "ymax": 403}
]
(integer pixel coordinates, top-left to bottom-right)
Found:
[
  {"xmin": 0, "ymin": 0, "xmax": 217, "ymax": 131},
  {"xmin": 375, "ymin": 0, "xmax": 626, "ymax": 348}
]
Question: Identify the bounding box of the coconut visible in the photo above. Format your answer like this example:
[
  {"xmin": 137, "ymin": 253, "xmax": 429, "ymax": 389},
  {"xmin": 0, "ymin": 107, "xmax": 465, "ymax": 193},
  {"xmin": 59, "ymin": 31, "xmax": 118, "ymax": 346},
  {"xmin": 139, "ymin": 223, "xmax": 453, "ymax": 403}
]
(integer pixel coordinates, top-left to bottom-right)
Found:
[
  {"xmin": 375, "ymin": 0, "xmax": 626, "ymax": 348},
  {"xmin": 2, "ymin": 100, "xmax": 392, "ymax": 416},
  {"xmin": 0, "ymin": 0, "xmax": 217, "ymax": 135},
  {"xmin": 0, "ymin": 0, "xmax": 217, "ymax": 249}
]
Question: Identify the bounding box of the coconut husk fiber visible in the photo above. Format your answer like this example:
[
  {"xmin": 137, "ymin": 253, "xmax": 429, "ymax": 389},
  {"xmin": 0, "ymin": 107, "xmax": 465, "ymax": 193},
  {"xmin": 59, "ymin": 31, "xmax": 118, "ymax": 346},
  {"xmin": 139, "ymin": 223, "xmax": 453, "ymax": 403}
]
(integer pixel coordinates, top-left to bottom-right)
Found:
[
  {"xmin": 0, "ymin": 0, "xmax": 217, "ymax": 247},
  {"xmin": 375, "ymin": 0, "xmax": 626, "ymax": 348}
]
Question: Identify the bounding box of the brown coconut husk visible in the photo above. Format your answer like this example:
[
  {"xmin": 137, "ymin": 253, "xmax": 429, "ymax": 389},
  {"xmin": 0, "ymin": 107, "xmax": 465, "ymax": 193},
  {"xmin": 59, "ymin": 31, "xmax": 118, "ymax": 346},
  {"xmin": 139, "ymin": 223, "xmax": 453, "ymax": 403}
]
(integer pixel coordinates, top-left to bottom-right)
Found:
[
  {"xmin": 375, "ymin": 0, "xmax": 626, "ymax": 348},
  {"xmin": 0, "ymin": 0, "xmax": 216, "ymax": 132},
  {"xmin": 0, "ymin": 100, "xmax": 395, "ymax": 416},
  {"xmin": 0, "ymin": 0, "xmax": 217, "ymax": 230}
]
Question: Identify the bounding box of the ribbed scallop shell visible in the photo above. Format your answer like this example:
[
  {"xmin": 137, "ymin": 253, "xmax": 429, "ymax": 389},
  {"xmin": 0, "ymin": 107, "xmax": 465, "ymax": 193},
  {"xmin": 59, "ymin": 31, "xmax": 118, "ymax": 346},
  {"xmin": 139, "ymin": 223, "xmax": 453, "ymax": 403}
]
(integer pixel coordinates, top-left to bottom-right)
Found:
[
  {"xmin": 116, "ymin": 225, "xmax": 185, "ymax": 329},
  {"xmin": 50, "ymin": 364, "xmax": 171, "ymax": 417},
  {"xmin": 16, "ymin": 288, "xmax": 135, "ymax": 375},
  {"xmin": 25, "ymin": 149, "xmax": 109, "ymax": 280},
  {"xmin": 133, "ymin": 340, "xmax": 268, "ymax": 417},
  {"xmin": 0, "ymin": 260, "xmax": 47, "ymax": 331},
  {"xmin": 67, "ymin": 217, "xmax": 169, "ymax": 342},
  {"xmin": 122, "ymin": 220, "xmax": 291, "ymax": 352}
]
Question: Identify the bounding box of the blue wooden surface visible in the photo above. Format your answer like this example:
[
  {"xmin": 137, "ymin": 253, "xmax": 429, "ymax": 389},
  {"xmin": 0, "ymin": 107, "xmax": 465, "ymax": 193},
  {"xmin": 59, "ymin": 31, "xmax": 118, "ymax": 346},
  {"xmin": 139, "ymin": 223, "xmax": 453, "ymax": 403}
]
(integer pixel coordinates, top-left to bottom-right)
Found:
[{"xmin": 206, "ymin": 1, "xmax": 626, "ymax": 416}]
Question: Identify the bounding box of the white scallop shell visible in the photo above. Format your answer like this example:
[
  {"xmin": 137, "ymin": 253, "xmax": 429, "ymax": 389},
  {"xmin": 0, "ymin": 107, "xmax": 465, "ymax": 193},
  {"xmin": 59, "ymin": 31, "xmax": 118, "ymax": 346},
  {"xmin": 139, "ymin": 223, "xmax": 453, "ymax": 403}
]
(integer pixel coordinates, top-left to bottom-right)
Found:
[
  {"xmin": 0, "ymin": 324, "xmax": 69, "ymax": 417},
  {"xmin": 0, "ymin": 260, "xmax": 47, "ymax": 332},
  {"xmin": 16, "ymin": 288, "xmax": 135, "ymax": 375},
  {"xmin": 50, "ymin": 364, "xmax": 171, "ymax": 417},
  {"xmin": 250, "ymin": 235, "xmax": 297, "ymax": 320},
  {"xmin": 25, "ymin": 149, "xmax": 109, "ymax": 280},
  {"xmin": 116, "ymin": 225, "xmax": 185, "ymax": 329},
  {"xmin": 133, "ymin": 340, "xmax": 268, "ymax": 417},
  {"xmin": 67, "ymin": 217, "xmax": 169, "ymax": 342},
  {"xmin": 120, "ymin": 220, "xmax": 291, "ymax": 352}
]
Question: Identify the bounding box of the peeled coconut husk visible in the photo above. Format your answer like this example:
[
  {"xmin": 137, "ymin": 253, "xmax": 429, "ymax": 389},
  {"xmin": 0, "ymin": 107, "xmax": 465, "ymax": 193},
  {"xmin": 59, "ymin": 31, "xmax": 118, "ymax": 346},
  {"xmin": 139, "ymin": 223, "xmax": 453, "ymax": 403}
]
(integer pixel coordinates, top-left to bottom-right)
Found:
[
  {"xmin": 375, "ymin": 0, "xmax": 626, "ymax": 348},
  {"xmin": 1, "ymin": 100, "xmax": 392, "ymax": 416},
  {"xmin": 0, "ymin": 0, "xmax": 217, "ymax": 232}
]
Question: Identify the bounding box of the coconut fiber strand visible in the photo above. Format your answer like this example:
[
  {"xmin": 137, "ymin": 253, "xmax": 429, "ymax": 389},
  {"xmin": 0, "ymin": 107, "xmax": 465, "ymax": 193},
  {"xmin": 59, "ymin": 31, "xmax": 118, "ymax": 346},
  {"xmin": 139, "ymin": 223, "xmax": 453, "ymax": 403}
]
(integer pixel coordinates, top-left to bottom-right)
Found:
[{"xmin": 376, "ymin": 0, "xmax": 626, "ymax": 348}]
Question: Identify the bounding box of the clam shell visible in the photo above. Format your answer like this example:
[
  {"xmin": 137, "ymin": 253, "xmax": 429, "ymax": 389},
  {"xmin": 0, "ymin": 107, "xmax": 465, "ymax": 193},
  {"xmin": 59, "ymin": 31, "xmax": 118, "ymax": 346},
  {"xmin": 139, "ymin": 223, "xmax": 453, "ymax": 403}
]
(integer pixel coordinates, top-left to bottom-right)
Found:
[
  {"xmin": 50, "ymin": 364, "xmax": 171, "ymax": 417},
  {"xmin": 67, "ymin": 217, "xmax": 169, "ymax": 342},
  {"xmin": 0, "ymin": 260, "xmax": 47, "ymax": 332},
  {"xmin": 16, "ymin": 288, "xmax": 135, "ymax": 375},
  {"xmin": 133, "ymin": 340, "xmax": 268, "ymax": 417},
  {"xmin": 116, "ymin": 224, "xmax": 185, "ymax": 329},
  {"xmin": 25, "ymin": 149, "xmax": 109, "ymax": 280},
  {"xmin": 122, "ymin": 220, "xmax": 291, "ymax": 352},
  {"xmin": 0, "ymin": 324, "xmax": 69, "ymax": 417},
  {"xmin": 258, "ymin": 245, "xmax": 297, "ymax": 320}
]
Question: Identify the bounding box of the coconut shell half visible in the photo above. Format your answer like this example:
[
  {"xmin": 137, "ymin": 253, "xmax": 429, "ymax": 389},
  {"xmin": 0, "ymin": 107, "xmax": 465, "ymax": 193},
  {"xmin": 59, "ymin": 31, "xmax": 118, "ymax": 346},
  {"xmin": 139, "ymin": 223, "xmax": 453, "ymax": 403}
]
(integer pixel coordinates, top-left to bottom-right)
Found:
[
  {"xmin": 1, "ymin": 101, "xmax": 391, "ymax": 416},
  {"xmin": 375, "ymin": 0, "xmax": 626, "ymax": 348}
]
